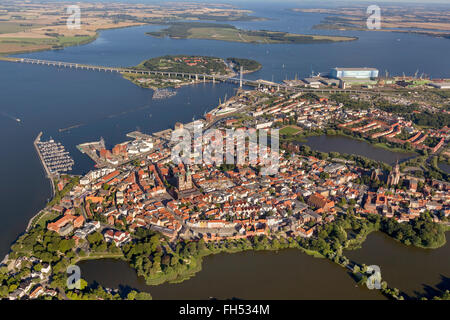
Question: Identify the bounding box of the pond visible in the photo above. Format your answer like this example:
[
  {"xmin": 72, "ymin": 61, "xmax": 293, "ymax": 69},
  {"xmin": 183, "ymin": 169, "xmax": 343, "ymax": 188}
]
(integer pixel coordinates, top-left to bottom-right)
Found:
[{"xmin": 302, "ymin": 135, "xmax": 416, "ymax": 165}]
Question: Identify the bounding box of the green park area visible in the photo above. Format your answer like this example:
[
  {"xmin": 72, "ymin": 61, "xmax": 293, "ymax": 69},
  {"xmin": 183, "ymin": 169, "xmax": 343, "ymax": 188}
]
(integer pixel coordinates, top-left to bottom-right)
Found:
[
  {"xmin": 133, "ymin": 55, "xmax": 231, "ymax": 75},
  {"xmin": 280, "ymin": 126, "xmax": 302, "ymax": 135}
]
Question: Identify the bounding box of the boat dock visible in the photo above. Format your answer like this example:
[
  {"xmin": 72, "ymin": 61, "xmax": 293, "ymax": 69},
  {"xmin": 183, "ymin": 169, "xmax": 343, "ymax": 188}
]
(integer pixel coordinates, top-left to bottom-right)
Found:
[
  {"xmin": 77, "ymin": 138, "xmax": 107, "ymax": 167},
  {"xmin": 34, "ymin": 132, "xmax": 52, "ymax": 178},
  {"xmin": 153, "ymin": 88, "xmax": 177, "ymax": 99},
  {"xmin": 34, "ymin": 132, "xmax": 74, "ymax": 176}
]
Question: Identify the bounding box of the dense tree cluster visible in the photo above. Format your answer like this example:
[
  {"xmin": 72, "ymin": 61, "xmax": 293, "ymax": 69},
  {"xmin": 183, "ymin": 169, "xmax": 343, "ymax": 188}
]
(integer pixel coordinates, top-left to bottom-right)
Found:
[
  {"xmin": 431, "ymin": 290, "xmax": 450, "ymax": 300},
  {"xmin": 380, "ymin": 213, "xmax": 446, "ymax": 248},
  {"xmin": 10, "ymin": 227, "xmax": 75, "ymax": 267},
  {"xmin": 330, "ymin": 94, "xmax": 449, "ymax": 128},
  {"xmin": 48, "ymin": 176, "xmax": 80, "ymax": 207},
  {"xmin": 226, "ymin": 57, "xmax": 261, "ymax": 72},
  {"xmin": 139, "ymin": 54, "xmax": 229, "ymax": 75},
  {"xmin": 122, "ymin": 230, "xmax": 187, "ymax": 283},
  {"xmin": 330, "ymin": 93, "xmax": 371, "ymax": 110}
]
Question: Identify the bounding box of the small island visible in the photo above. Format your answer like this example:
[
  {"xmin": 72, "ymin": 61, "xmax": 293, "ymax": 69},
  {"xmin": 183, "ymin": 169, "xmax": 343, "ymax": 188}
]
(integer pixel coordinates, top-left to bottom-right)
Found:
[
  {"xmin": 121, "ymin": 55, "xmax": 261, "ymax": 90},
  {"xmin": 146, "ymin": 22, "xmax": 358, "ymax": 44}
]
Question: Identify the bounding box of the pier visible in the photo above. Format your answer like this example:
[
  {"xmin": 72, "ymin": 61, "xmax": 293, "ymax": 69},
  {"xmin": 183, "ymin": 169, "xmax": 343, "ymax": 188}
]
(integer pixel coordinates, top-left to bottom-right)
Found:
[
  {"xmin": 77, "ymin": 138, "xmax": 105, "ymax": 167},
  {"xmin": 34, "ymin": 132, "xmax": 52, "ymax": 179},
  {"xmin": 34, "ymin": 132, "xmax": 74, "ymax": 176}
]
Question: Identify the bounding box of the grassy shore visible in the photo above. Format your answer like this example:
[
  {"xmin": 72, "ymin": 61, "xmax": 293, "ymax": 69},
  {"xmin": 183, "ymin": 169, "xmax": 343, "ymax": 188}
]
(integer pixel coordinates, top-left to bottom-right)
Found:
[
  {"xmin": 0, "ymin": 34, "xmax": 97, "ymax": 55},
  {"xmin": 372, "ymin": 142, "xmax": 417, "ymax": 154},
  {"xmin": 147, "ymin": 22, "xmax": 358, "ymax": 44},
  {"xmin": 75, "ymin": 252, "xmax": 125, "ymax": 264}
]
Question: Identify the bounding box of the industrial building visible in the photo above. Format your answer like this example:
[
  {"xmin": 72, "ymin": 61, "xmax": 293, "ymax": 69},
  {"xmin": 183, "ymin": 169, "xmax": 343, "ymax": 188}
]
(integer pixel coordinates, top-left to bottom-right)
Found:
[
  {"xmin": 429, "ymin": 82, "xmax": 450, "ymax": 89},
  {"xmin": 330, "ymin": 67, "xmax": 379, "ymax": 80}
]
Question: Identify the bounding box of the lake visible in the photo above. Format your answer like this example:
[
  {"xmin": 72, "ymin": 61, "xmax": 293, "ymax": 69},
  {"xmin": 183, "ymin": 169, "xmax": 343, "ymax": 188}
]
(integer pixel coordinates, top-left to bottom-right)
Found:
[
  {"xmin": 302, "ymin": 135, "xmax": 416, "ymax": 165},
  {"xmin": 79, "ymin": 231, "xmax": 450, "ymax": 300},
  {"xmin": 345, "ymin": 232, "xmax": 450, "ymax": 299},
  {"xmin": 79, "ymin": 250, "xmax": 384, "ymax": 300},
  {"xmin": 439, "ymin": 162, "xmax": 450, "ymax": 175}
]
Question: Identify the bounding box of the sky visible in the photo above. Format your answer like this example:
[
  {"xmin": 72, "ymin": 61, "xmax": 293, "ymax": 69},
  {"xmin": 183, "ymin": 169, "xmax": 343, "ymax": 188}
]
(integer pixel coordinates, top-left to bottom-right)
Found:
[
  {"xmin": 141, "ymin": 0, "xmax": 450, "ymax": 3},
  {"xmin": 37, "ymin": 0, "xmax": 450, "ymax": 3}
]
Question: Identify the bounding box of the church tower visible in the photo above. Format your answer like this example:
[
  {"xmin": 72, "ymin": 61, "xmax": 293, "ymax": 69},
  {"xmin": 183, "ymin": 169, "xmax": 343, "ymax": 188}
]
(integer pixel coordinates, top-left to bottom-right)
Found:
[{"xmin": 387, "ymin": 161, "xmax": 401, "ymax": 186}]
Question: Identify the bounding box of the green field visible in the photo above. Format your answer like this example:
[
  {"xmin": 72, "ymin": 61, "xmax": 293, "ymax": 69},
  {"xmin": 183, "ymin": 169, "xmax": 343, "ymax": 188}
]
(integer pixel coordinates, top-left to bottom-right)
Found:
[
  {"xmin": 0, "ymin": 22, "xmax": 42, "ymax": 34},
  {"xmin": 147, "ymin": 22, "xmax": 358, "ymax": 44},
  {"xmin": 280, "ymin": 126, "xmax": 302, "ymax": 135},
  {"xmin": 0, "ymin": 35, "xmax": 96, "ymax": 54},
  {"xmin": 35, "ymin": 211, "xmax": 60, "ymax": 229}
]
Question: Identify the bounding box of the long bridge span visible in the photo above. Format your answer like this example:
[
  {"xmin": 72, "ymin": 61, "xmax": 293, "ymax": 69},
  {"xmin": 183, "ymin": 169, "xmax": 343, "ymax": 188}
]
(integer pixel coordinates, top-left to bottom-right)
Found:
[
  {"xmin": 1, "ymin": 56, "xmax": 378, "ymax": 95},
  {"xmin": 2, "ymin": 57, "xmax": 265, "ymax": 87}
]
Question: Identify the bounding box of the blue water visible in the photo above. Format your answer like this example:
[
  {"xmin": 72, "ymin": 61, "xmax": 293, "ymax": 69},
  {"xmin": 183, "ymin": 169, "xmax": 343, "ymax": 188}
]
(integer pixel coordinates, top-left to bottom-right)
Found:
[
  {"xmin": 1, "ymin": 5, "xmax": 450, "ymax": 258},
  {"xmin": 0, "ymin": 61, "xmax": 236, "ymax": 256},
  {"xmin": 15, "ymin": 11, "xmax": 450, "ymax": 81}
]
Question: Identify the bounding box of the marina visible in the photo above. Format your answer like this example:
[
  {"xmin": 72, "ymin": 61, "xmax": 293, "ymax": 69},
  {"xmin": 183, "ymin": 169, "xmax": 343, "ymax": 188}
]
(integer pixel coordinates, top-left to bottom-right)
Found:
[
  {"xmin": 34, "ymin": 132, "xmax": 74, "ymax": 176},
  {"xmin": 152, "ymin": 88, "xmax": 177, "ymax": 100}
]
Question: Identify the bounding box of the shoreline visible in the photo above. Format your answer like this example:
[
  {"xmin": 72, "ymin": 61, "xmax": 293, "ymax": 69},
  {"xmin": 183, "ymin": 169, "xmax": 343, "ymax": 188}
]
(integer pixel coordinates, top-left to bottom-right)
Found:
[
  {"xmin": 32, "ymin": 131, "xmax": 56, "ymax": 205},
  {"xmin": 296, "ymin": 132, "xmax": 417, "ymax": 159},
  {"xmin": 27, "ymin": 133, "xmax": 55, "ymax": 232},
  {"xmin": 0, "ymin": 132, "xmax": 56, "ymax": 265},
  {"xmin": 79, "ymin": 229, "xmax": 430, "ymax": 300},
  {"xmin": 0, "ymin": 23, "xmax": 150, "ymax": 56}
]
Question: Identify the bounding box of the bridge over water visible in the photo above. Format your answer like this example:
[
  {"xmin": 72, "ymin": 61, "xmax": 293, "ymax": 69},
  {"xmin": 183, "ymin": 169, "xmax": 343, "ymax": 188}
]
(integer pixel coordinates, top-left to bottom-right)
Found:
[
  {"xmin": 2, "ymin": 57, "xmax": 263, "ymax": 87},
  {"xmin": 1, "ymin": 57, "xmax": 374, "ymax": 94}
]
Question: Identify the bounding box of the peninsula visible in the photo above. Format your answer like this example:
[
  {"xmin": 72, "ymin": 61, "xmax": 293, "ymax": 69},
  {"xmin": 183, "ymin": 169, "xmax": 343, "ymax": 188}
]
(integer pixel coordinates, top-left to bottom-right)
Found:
[
  {"xmin": 0, "ymin": 1, "xmax": 263, "ymax": 55},
  {"xmin": 145, "ymin": 22, "xmax": 358, "ymax": 44}
]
